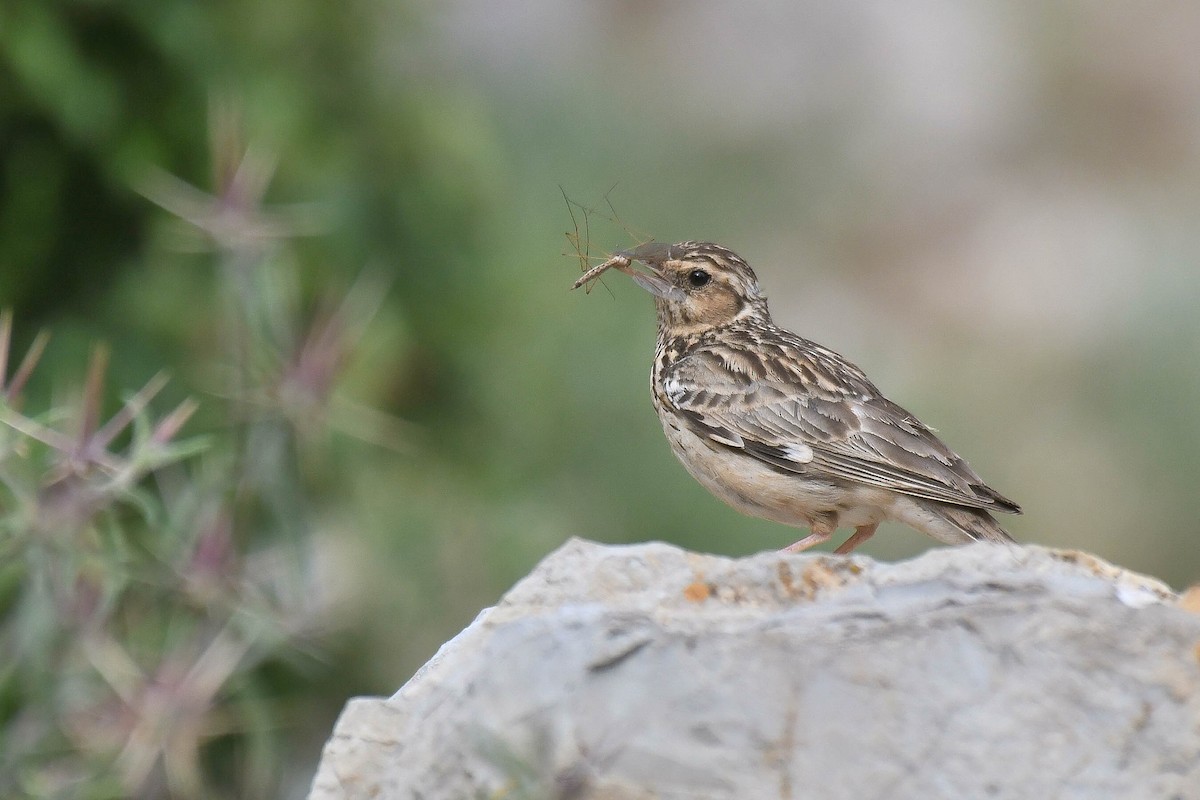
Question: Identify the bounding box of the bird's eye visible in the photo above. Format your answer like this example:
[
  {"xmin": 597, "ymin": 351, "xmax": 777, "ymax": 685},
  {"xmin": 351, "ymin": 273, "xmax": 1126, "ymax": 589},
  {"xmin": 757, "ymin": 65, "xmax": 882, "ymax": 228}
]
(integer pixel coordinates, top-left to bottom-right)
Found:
[{"xmin": 687, "ymin": 269, "xmax": 711, "ymax": 288}]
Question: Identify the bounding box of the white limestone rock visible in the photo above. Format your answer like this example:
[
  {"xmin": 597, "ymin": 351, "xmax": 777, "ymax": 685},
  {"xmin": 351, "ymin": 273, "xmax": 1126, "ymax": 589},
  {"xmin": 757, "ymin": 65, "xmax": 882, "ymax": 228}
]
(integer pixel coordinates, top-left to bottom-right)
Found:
[{"xmin": 308, "ymin": 539, "xmax": 1200, "ymax": 800}]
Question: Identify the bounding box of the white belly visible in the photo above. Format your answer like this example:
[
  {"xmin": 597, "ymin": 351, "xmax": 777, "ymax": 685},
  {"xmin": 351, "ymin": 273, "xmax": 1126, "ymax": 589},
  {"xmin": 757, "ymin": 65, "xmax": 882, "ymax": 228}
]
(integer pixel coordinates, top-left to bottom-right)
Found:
[{"xmin": 657, "ymin": 412, "xmax": 895, "ymax": 532}]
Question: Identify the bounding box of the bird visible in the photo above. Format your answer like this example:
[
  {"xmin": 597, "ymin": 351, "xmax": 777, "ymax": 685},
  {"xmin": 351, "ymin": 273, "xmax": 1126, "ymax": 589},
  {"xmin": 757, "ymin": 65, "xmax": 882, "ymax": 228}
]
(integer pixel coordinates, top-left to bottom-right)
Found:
[{"xmin": 572, "ymin": 241, "xmax": 1021, "ymax": 554}]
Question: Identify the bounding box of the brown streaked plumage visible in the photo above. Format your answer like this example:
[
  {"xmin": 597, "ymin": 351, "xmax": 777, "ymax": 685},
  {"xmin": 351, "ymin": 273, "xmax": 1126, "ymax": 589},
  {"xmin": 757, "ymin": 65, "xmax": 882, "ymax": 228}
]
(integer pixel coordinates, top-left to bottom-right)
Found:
[{"xmin": 573, "ymin": 241, "xmax": 1021, "ymax": 554}]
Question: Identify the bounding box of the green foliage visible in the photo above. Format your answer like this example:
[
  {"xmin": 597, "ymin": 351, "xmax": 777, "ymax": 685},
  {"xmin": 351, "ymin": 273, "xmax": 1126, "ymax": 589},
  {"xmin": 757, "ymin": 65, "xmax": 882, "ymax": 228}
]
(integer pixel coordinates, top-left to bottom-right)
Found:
[
  {"xmin": 0, "ymin": 129, "xmax": 389, "ymax": 794},
  {"xmin": 0, "ymin": 3, "xmax": 521, "ymax": 794}
]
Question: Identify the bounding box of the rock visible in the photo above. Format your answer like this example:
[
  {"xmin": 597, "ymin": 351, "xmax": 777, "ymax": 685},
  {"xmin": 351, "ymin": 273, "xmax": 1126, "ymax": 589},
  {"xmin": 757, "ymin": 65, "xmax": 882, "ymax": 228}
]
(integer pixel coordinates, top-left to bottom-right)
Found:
[{"xmin": 307, "ymin": 540, "xmax": 1200, "ymax": 800}]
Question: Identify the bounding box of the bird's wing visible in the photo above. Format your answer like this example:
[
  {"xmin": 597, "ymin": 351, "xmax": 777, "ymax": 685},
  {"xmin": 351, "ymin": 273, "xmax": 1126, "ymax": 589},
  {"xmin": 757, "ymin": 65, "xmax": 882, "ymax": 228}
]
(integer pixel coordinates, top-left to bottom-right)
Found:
[{"xmin": 662, "ymin": 340, "xmax": 1020, "ymax": 514}]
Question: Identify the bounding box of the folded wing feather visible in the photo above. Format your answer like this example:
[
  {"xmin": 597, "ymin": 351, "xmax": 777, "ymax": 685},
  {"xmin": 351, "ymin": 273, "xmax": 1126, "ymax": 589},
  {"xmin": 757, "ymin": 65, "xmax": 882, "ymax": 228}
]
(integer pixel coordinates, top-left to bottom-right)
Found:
[{"xmin": 665, "ymin": 344, "xmax": 1020, "ymax": 514}]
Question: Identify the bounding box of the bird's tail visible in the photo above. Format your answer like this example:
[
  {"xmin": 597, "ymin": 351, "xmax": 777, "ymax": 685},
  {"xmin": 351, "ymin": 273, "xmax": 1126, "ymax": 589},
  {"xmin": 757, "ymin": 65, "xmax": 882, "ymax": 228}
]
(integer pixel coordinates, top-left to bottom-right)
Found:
[{"xmin": 908, "ymin": 499, "xmax": 1016, "ymax": 545}]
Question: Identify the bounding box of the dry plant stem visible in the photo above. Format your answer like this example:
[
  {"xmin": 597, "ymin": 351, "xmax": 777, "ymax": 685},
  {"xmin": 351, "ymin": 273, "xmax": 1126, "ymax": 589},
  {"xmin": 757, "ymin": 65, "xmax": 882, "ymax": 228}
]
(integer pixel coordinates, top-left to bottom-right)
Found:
[
  {"xmin": 0, "ymin": 310, "xmax": 10, "ymax": 386},
  {"xmin": 92, "ymin": 371, "xmax": 170, "ymax": 451},
  {"xmin": 0, "ymin": 309, "xmax": 51, "ymax": 401}
]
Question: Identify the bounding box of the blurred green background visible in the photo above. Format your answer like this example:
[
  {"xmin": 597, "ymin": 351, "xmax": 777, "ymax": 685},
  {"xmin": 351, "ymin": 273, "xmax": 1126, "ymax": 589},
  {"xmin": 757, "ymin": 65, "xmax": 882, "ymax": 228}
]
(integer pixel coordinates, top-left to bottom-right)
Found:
[{"xmin": 4, "ymin": 1, "xmax": 1200, "ymax": 795}]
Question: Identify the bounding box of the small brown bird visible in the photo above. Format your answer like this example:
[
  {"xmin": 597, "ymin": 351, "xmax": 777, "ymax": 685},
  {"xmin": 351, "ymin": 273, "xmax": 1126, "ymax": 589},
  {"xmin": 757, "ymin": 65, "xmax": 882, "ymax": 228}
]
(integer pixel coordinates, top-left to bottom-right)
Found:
[{"xmin": 573, "ymin": 241, "xmax": 1020, "ymax": 554}]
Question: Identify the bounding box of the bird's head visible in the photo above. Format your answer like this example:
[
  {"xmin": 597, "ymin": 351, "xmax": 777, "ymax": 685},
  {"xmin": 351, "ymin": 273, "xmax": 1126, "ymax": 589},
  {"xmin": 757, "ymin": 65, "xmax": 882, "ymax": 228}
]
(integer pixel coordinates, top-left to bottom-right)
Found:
[{"xmin": 611, "ymin": 241, "xmax": 770, "ymax": 333}]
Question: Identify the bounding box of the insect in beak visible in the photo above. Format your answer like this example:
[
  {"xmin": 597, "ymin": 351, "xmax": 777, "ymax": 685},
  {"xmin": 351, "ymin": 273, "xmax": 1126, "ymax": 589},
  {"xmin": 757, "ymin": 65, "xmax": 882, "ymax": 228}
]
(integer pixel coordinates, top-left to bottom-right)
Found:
[{"xmin": 571, "ymin": 243, "xmax": 685, "ymax": 301}]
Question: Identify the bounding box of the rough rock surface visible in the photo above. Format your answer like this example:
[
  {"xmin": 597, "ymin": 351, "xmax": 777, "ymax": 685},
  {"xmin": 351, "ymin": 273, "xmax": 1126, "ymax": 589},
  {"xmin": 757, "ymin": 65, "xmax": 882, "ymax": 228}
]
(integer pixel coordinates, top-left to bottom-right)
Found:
[{"xmin": 307, "ymin": 540, "xmax": 1200, "ymax": 799}]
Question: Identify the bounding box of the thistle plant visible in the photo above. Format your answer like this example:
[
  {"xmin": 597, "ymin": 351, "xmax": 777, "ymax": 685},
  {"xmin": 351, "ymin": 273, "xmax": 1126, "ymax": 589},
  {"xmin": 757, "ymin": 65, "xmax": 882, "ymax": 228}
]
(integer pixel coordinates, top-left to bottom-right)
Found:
[{"xmin": 0, "ymin": 113, "xmax": 385, "ymax": 798}]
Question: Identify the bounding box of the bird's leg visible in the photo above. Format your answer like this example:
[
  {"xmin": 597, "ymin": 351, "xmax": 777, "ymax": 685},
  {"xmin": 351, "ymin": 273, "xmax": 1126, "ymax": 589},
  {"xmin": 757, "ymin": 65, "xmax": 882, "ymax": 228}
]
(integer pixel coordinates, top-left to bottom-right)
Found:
[
  {"xmin": 781, "ymin": 527, "xmax": 832, "ymax": 553},
  {"xmin": 833, "ymin": 523, "xmax": 879, "ymax": 555}
]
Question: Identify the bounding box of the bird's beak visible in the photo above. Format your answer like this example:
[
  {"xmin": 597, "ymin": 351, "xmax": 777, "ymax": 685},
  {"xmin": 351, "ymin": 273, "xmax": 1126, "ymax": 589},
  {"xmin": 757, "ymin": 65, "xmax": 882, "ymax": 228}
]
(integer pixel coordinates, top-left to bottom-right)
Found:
[
  {"xmin": 570, "ymin": 241, "xmax": 685, "ymax": 300},
  {"xmin": 615, "ymin": 243, "xmax": 686, "ymax": 302},
  {"xmin": 618, "ymin": 264, "xmax": 685, "ymax": 301}
]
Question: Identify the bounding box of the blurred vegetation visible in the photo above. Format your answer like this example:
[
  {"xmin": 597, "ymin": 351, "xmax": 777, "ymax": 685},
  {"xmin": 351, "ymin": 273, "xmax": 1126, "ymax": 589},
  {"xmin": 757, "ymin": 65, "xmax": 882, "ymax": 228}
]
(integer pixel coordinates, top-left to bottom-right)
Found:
[
  {"xmin": 3, "ymin": 1, "xmax": 1200, "ymax": 796},
  {"xmin": 0, "ymin": 2, "xmax": 505, "ymax": 796}
]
